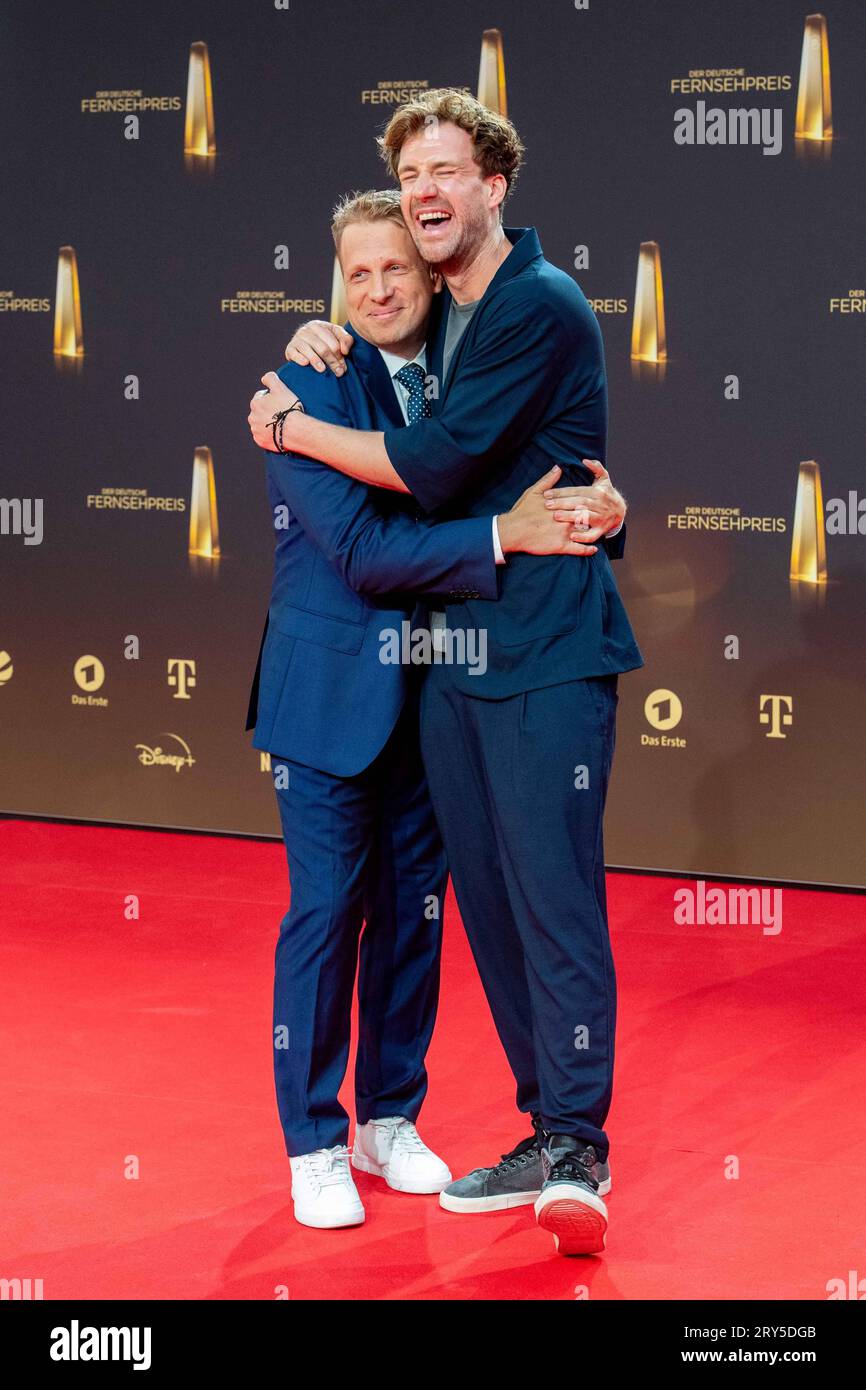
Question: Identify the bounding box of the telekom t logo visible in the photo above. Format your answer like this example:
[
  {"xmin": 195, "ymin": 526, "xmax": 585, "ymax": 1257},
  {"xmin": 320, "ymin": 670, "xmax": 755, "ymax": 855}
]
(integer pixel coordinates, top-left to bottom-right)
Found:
[
  {"xmin": 167, "ymin": 658, "xmax": 196, "ymax": 700},
  {"xmin": 759, "ymin": 694, "xmax": 793, "ymax": 739}
]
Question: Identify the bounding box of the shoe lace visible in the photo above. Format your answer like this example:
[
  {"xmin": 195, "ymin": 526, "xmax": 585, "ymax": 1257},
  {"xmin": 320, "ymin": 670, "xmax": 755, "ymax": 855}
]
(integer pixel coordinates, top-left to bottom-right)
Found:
[
  {"xmin": 548, "ymin": 1146, "xmax": 598, "ymax": 1189},
  {"xmin": 490, "ymin": 1134, "xmax": 539, "ymax": 1175},
  {"xmin": 381, "ymin": 1118, "xmax": 429, "ymax": 1154},
  {"xmin": 302, "ymin": 1145, "xmax": 352, "ymax": 1190}
]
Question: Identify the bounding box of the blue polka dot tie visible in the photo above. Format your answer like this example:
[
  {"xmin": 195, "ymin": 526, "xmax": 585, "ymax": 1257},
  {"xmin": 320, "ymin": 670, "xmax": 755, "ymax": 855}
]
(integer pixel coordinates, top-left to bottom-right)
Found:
[{"xmin": 394, "ymin": 362, "xmax": 432, "ymax": 422}]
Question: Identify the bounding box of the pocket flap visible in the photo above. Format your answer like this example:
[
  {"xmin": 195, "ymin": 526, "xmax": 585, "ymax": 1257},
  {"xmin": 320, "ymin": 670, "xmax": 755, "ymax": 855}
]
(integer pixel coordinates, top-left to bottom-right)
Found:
[{"xmin": 270, "ymin": 603, "xmax": 366, "ymax": 655}]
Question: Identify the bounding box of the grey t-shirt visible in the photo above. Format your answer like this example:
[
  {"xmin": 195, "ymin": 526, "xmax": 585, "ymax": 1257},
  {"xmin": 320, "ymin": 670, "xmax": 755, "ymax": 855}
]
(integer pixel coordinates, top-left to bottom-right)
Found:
[
  {"xmin": 430, "ymin": 297, "xmax": 481, "ymax": 636},
  {"xmin": 442, "ymin": 296, "xmax": 480, "ymax": 382}
]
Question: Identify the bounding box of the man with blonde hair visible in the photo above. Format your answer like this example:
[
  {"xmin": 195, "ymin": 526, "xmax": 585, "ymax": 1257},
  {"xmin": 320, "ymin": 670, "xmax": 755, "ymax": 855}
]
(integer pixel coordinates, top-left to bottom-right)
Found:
[{"xmin": 247, "ymin": 185, "xmax": 600, "ymax": 1233}]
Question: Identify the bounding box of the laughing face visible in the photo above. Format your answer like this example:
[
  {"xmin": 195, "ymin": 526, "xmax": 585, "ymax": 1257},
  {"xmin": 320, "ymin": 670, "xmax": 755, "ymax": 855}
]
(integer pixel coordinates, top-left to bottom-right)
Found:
[{"xmin": 396, "ymin": 121, "xmax": 506, "ymax": 271}]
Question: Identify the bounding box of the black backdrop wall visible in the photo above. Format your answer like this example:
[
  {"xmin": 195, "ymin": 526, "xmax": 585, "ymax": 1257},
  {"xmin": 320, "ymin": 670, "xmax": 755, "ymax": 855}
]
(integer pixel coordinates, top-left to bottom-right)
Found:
[{"xmin": 1, "ymin": 0, "xmax": 864, "ymax": 887}]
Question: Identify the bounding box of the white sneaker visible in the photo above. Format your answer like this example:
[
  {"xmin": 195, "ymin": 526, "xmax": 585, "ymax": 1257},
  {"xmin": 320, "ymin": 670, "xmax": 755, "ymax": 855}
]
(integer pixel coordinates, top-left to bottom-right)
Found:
[
  {"xmin": 352, "ymin": 1117, "xmax": 452, "ymax": 1194},
  {"xmin": 289, "ymin": 1144, "xmax": 365, "ymax": 1229}
]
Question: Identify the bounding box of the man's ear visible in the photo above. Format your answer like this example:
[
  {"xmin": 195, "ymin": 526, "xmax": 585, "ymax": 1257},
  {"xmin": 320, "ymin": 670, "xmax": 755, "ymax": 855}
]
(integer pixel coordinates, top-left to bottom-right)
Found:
[
  {"xmin": 430, "ymin": 271, "xmax": 444, "ymax": 295},
  {"xmin": 487, "ymin": 173, "xmax": 507, "ymax": 214}
]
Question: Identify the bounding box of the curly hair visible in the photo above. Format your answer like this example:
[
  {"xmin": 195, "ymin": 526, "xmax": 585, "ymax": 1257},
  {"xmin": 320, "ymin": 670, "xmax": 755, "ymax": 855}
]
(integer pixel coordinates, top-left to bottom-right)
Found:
[{"xmin": 378, "ymin": 88, "xmax": 525, "ymax": 201}]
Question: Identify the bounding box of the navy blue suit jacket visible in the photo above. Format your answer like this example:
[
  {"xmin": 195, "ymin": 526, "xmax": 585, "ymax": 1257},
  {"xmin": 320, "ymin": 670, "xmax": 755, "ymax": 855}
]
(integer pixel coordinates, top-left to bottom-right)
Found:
[
  {"xmin": 247, "ymin": 334, "xmax": 498, "ymax": 776},
  {"xmin": 386, "ymin": 227, "xmax": 644, "ymax": 697}
]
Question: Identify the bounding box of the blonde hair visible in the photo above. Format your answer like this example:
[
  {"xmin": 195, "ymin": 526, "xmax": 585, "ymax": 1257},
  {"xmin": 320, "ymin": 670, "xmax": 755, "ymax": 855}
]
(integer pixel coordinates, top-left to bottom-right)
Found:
[
  {"xmin": 378, "ymin": 88, "xmax": 524, "ymax": 201},
  {"xmin": 331, "ymin": 188, "xmax": 406, "ymax": 256}
]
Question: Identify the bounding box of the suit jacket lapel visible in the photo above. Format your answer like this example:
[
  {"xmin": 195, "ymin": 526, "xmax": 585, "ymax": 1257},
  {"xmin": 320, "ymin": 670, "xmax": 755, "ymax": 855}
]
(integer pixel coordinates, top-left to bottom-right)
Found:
[
  {"xmin": 428, "ymin": 230, "xmax": 542, "ymax": 408},
  {"xmin": 426, "ymin": 289, "xmax": 449, "ymax": 416},
  {"xmin": 350, "ymin": 330, "xmax": 406, "ymax": 429}
]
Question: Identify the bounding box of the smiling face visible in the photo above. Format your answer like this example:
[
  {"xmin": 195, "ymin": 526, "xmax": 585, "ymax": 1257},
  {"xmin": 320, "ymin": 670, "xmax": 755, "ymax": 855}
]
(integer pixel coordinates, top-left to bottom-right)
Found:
[
  {"xmin": 338, "ymin": 218, "xmax": 435, "ymax": 354},
  {"xmin": 396, "ymin": 121, "xmax": 506, "ymax": 269}
]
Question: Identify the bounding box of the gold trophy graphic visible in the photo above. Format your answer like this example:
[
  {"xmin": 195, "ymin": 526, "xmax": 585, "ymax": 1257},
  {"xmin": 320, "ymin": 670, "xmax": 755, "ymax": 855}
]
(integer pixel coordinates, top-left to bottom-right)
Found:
[
  {"xmin": 477, "ymin": 29, "xmax": 507, "ymax": 115},
  {"xmin": 795, "ymin": 15, "xmax": 832, "ymax": 145},
  {"xmin": 330, "ymin": 256, "xmax": 347, "ymax": 326},
  {"xmin": 189, "ymin": 447, "xmax": 221, "ymax": 570},
  {"xmin": 53, "ymin": 246, "xmax": 84, "ymax": 364},
  {"xmin": 790, "ymin": 459, "xmax": 827, "ymax": 586},
  {"xmin": 184, "ymin": 41, "xmax": 216, "ymax": 168},
  {"xmin": 631, "ymin": 241, "xmax": 666, "ymax": 378}
]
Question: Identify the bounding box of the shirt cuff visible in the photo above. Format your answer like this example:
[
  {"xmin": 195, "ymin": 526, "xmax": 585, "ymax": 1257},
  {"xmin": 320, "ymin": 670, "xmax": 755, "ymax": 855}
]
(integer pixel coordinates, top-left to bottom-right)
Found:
[
  {"xmin": 492, "ymin": 515, "xmax": 506, "ymax": 565},
  {"xmin": 606, "ymin": 518, "xmax": 624, "ymax": 539}
]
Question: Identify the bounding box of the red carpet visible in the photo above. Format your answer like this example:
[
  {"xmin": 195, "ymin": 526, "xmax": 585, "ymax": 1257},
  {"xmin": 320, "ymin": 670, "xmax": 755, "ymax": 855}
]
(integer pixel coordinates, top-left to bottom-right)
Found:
[{"xmin": 2, "ymin": 817, "xmax": 864, "ymax": 1301}]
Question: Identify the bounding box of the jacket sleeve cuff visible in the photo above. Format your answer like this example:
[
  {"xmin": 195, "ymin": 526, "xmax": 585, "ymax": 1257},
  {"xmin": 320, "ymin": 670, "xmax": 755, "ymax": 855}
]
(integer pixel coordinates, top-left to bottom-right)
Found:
[{"xmin": 454, "ymin": 515, "xmax": 499, "ymax": 600}]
